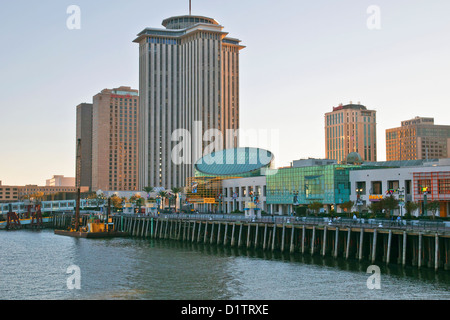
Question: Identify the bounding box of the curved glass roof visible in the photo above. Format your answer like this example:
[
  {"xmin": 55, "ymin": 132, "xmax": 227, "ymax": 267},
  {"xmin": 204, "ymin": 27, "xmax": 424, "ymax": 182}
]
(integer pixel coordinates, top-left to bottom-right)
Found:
[{"xmin": 195, "ymin": 148, "xmax": 274, "ymax": 177}]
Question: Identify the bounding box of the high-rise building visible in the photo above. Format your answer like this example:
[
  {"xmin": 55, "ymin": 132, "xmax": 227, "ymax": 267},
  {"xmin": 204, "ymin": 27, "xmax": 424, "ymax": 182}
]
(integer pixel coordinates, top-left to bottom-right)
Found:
[
  {"xmin": 325, "ymin": 103, "xmax": 377, "ymax": 163},
  {"xmin": 386, "ymin": 117, "xmax": 450, "ymax": 161},
  {"xmin": 134, "ymin": 14, "xmax": 245, "ymax": 190},
  {"xmin": 91, "ymin": 86, "xmax": 139, "ymax": 191},
  {"xmin": 76, "ymin": 103, "xmax": 93, "ymax": 190},
  {"xmin": 46, "ymin": 175, "xmax": 75, "ymax": 187}
]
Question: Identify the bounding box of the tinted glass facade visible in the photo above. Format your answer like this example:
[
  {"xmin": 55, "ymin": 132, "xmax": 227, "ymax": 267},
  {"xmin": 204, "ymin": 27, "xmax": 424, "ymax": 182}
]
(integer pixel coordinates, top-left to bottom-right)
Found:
[
  {"xmin": 195, "ymin": 148, "xmax": 274, "ymax": 177},
  {"xmin": 266, "ymin": 165, "xmax": 360, "ymax": 205}
]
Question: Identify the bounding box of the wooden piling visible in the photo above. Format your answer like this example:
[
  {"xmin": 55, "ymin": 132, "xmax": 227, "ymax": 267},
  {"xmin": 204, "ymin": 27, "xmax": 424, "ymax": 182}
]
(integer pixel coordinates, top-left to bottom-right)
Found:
[
  {"xmin": 311, "ymin": 226, "xmax": 316, "ymax": 255},
  {"xmin": 191, "ymin": 222, "xmax": 196, "ymax": 243},
  {"xmin": 217, "ymin": 223, "xmax": 221, "ymax": 245},
  {"xmin": 203, "ymin": 222, "xmax": 209, "ymax": 243},
  {"xmin": 290, "ymin": 226, "xmax": 295, "ymax": 254},
  {"xmin": 302, "ymin": 226, "xmax": 306, "ymax": 254},
  {"xmin": 247, "ymin": 224, "xmax": 252, "ymax": 248},
  {"xmin": 272, "ymin": 224, "xmax": 277, "ymax": 252},
  {"xmin": 255, "ymin": 224, "xmax": 259, "ymax": 249},
  {"xmin": 435, "ymin": 234, "xmax": 439, "ymax": 271},
  {"xmin": 418, "ymin": 233, "xmax": 422, "ymax": 269},
  {"xmin": 359, "ymin": 229, "xmax": 364, "ymax": 261},
  {"xmin": 263, "ymin": 224, "xmax": 268, "ymax": 251},
  {"xmin": 322, "ymin": 226, "xmax": 327, "ymax": 257},
  {"xmin": 402, "ymin": 232, "xmax": 407, "ymax": 267},
  {"xmin": 223, "ymin": 223, "xmax": 228, "ymax": 246},
  {"xmin": 371, "ymin": 229, "xmax": 377, "ymax": 264},
  {"xmin": 334, "ymin": 227, "xmax": 339, "ymax": 258},
  {"xmin": 210, "ymin": 222, "xmax": 215, "ymax": 244},
  {"xmin": 231, "ymin": 223, "xmax": 236, "ymax": 247},
  {"xmin": 238, "ymin": 224, "xmax": 243, "ymax": 247},
  {"xmin": 346, "ymin": 228, "xmax": 351, "ymax": 260},
  {"xmin": 387, "ymin": 230, "xmax": 392, "ymax": 265}
]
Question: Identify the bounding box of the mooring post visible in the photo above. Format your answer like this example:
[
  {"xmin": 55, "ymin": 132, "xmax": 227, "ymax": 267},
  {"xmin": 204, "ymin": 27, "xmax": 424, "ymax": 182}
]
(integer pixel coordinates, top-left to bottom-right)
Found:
[
  {"xmin": 372, "ymin": 229, "xmax": 377, "ymax": 264},
  {"xmin": 281, "ymin": 224, "xmax": 286, "ymax": 253},
  {"xmin": 418, "ymin": 233, "xmax": 423, "ymax": 269},
  {"xmin": 346, "ymin": 228, "xmax": 351, "ymax": 260},
  {"xmin": 387, "ymin": 230, "xmax": 392, "ymax": 265},
  {"xmin": 334, "ymin": 227, "xmax": 339, "ymax": 258}
]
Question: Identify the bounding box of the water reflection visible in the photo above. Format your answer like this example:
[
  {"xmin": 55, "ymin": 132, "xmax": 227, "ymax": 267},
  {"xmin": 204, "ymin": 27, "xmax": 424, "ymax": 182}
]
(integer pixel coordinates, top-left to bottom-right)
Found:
[{"xmin": 1, "ymin": 231, "xmax": 449, "ymax": 300}]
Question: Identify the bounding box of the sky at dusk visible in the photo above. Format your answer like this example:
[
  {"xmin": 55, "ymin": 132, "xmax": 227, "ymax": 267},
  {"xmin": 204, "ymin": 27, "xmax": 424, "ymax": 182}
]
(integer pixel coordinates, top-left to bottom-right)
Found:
[{"xmin": 0, "ymin": 0, "xmax": 449, "ymax": 186}]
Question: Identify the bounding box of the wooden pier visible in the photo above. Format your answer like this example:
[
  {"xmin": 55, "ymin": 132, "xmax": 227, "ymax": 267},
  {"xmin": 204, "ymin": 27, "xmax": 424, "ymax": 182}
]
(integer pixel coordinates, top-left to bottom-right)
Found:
[{"xmin": 111, "ymin": 215, "xmax": 450, "ymax": 272}]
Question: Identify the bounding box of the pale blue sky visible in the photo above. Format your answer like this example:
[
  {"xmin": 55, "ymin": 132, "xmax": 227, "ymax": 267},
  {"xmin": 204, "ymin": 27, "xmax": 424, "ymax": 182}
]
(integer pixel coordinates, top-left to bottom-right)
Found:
[{"xmin": 1, "ymin": 0, "xmax": 449, "ymax": 185}]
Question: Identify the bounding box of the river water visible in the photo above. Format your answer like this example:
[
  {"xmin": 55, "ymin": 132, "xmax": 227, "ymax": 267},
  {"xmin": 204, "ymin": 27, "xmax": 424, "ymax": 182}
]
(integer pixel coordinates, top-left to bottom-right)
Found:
[{"xmin": 1, "ymin": 230, "xmax": 449, "ymax": 300}]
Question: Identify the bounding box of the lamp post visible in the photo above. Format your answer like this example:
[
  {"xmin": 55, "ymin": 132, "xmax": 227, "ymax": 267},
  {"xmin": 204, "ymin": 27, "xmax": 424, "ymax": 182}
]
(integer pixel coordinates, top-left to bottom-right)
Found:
[
  {"xmin": 218, "ymin": 193, "xmax": 223, "ymax": 214},
  {"xmin": 356, "ymin": 188, "xmax": 363, "ymax": 214},
  {"xmin": 398, "ymin": 187, "xmax": 405, "ymax": 217},
  {"xmin": 293, "ymin": 190, "xmax": 299, "ymax": 216}
]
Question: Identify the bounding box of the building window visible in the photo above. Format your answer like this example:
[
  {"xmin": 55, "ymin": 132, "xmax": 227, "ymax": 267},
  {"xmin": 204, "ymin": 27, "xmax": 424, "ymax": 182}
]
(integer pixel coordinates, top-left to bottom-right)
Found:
[
  {"xmin": 438, "ymin": 179, "xmax": 450, "ymax": 194},
  {"xmin": 388, "ymin": 180, "xmax": 399, "ymax": 191},
  {"xmin": 371, "ymin": 181, "xmax": 382, "ymax": 195}
]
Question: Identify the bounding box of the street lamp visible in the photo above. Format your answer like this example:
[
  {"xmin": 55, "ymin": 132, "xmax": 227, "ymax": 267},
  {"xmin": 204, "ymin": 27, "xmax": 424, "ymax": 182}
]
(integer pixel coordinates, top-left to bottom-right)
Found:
[
  {"xmin": 398, "ymin": 187, "xmax": 405, "ymax": 217},
  {"xmin": 356, "ymin": 188, "xmax": 364, "ymax": 214}
]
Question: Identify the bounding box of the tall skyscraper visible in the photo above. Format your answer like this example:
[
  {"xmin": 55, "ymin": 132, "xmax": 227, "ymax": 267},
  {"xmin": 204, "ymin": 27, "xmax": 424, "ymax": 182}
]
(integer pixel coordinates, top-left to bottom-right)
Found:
[
  {"xmin": 386, "ymin": 117, "xmax": 450, "ymax": 161},
  {"xmin": 91, "ymin": 86, "xmax": 139, "ymax": 191},
  {"xmin": 76, "ymin": 103, "xmax": 93, "ymax": 190},
  {"xmin": 325, "ymin": 103, "xmax": 377, "ymax": 163},
  {"xmin": 134, "ymin": 14, "xmax": 245, "ymax": 190}
]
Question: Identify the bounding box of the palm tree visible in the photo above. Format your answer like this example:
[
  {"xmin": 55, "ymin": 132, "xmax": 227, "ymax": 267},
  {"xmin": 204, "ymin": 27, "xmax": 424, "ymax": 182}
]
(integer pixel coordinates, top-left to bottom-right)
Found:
[
  {"xmin": 158, "ymin": 191, "xmax": 167, "ymax": 210},
  {"xmin": 143, "ymin": 186, "xmax": 154, "ymax": 200},
  {"xmin": 171, "ymin": 187, "xmax": 183, "ymax": 212}
]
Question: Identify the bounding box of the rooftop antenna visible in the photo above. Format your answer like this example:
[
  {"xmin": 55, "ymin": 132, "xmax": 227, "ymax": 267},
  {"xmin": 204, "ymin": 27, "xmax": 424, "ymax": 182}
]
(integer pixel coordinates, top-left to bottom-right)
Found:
[{"xmin": 189, "ymin": 0, "xmax": 192, "ymax": 15}]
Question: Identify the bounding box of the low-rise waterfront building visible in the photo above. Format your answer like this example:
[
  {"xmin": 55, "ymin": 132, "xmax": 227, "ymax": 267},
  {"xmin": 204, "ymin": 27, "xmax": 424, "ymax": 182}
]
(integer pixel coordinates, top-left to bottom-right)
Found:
[{"xmin": 350, "ymin": 158, "xmax": 450, "ymax": 217}]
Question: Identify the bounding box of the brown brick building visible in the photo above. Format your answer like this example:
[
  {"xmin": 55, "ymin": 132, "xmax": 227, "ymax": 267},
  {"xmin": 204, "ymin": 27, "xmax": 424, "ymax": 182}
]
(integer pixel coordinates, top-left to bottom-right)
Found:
[{"xmin": 91, "ymin": 87, "xmax": 139, "ymax": 191}]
